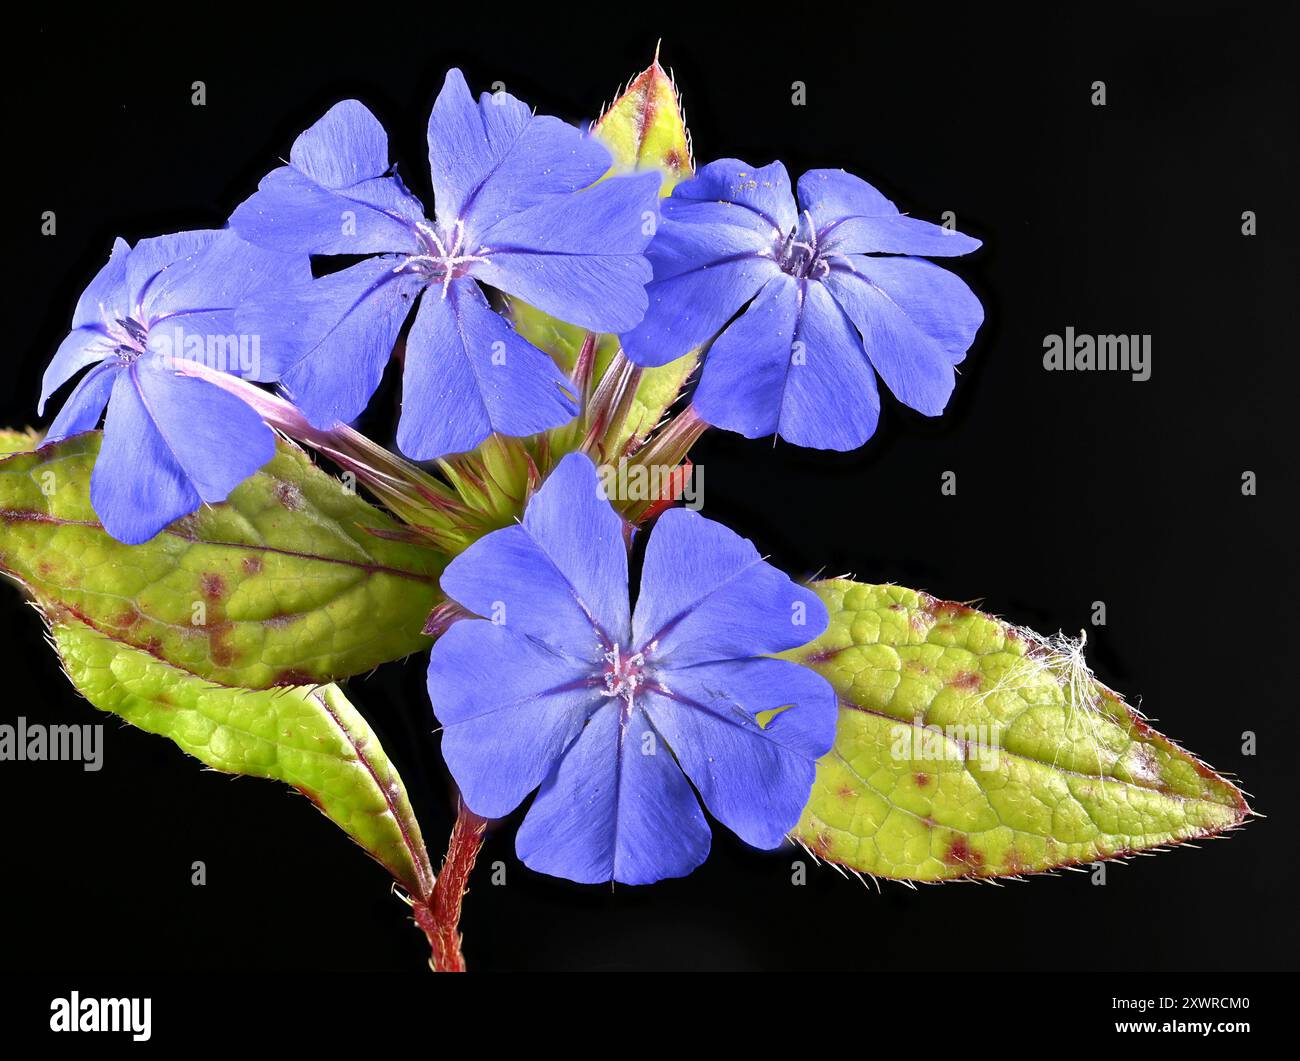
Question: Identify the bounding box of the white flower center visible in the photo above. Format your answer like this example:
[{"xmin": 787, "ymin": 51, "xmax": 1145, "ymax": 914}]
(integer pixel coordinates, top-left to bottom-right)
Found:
[{"xmin": 394, "ymin": 219, "xmax": 490, "ymax": 298}]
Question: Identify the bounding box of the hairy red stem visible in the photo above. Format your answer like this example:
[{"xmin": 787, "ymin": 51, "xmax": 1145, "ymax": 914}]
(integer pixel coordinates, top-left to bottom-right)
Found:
[{"xmin": 413, "ymin": 798, "xmax": 487, "ymax": 973}]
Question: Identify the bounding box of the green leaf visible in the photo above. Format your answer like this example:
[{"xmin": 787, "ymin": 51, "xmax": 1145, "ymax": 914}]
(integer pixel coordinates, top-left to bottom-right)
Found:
[
  {"xmin": 0, "ymin": 433, "xmax": 444, "ymax": 689},
  {"xmin": 785, "ymin": 580, "xmax": 1250, "ymax": 881},
  {"xmin": 0, "ymin": 427, "xmax": 41, "ymax": 457},
  {"xmin": 52, "ymin": 616, "xmax": 434, "ymax": 898}
]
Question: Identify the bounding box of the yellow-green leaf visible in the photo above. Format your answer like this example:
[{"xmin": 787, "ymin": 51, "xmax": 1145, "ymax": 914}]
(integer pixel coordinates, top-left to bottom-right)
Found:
[
  {"xmin": 785, "ymin": 581, "xmax": 1250, "ymax": 881},
  {"xmin": 52, "ymin": 616, "xmax": 433, "ymax": 897},
  {"xmin": 0, "ymin": 433, "xmax": 444, "ymax": 689},
  {"xmin": 0, "ymin": 427, "xmax": 40, "ymax": 457}
]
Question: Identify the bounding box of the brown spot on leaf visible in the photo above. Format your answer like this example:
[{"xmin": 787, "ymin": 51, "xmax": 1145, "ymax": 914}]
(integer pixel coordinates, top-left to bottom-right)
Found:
[
  {"xmin": 200, "ymin": 573, "xmax": 225, "ymax": 600},
  {"xmin": 948, "ymin": 670, "xmax": 982, "ymax": 692},
  {"xmin": 274, "ymin": 480, "xmax": 304, "ymax": 510},
  {"xmin": 808, "ymin": 830, "xmax": 833, "ymax": 858},
  {"xmin": 914, "ymin": 772, "xmax": 931, "ymax": 787},
  {"xmin": 209, "ymin": 626, "xmax": 236, "ymax": 667},
  {"xmin": 916, "ymin": 594, "xmax": 977, "ymax": 633},
  {"xmin": 944, "ymin": 836, "xmax": 985, "ymax": 870},
  {"xmin": 242, "ymin": 556, "xmax": 263, "ymax": 576}
]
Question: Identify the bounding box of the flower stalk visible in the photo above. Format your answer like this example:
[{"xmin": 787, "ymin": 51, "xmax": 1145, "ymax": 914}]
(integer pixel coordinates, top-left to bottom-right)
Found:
[{"xmin": 412, "ymin": 798, "xmax": 488, "ymax": 973}]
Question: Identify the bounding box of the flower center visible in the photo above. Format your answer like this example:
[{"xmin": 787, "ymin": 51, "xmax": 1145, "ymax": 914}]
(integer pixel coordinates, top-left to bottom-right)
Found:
[
  {"xmin": 104, "ymin": 314, "xmax": 150, "ymax": 364},
  {"xmin": 395, "ymin": 220, "xmax": 490, "ymax": 297},
  {"xmin": 775, "ymin": 210, "xmax": 831, "ymax": 280},
  {"xmin": 601, "ymin": 643, "xmax": 648, "ymax": 705}
]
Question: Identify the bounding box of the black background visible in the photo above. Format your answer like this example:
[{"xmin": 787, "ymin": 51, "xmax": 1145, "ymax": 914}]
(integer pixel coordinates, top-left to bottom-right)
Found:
[{"xmin": 1, "ymin": 5, "xmax": 1295, "ymax": 975}]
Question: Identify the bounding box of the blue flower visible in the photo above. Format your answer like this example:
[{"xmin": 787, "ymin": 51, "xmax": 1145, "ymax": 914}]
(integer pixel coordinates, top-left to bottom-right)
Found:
[
  {"xmin": 231, "ymin": 70, "xmax": 661, "ymax": 460},
  {"xmin": 39, "ymin": 230, "xmax": 307, "ymax": 545},
  {"xmin": 425, "ymin": 452, "xmax": 836, "ymax": 885},
  {"xmin": 621, "ymin": 160, "xmax": 984, "ymax": 450}
]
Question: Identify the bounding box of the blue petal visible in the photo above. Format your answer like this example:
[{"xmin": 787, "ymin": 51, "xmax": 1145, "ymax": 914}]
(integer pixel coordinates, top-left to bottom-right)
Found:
[
  {"xmin": 835, "ymin": 254, "xmax": 984, "ymax": 364},
  {"xmin": 39, "ymin": 326, "xmax": 113, "ymax": 415},
  {"xmin": 70, "ymin": 237, "xmax": 130, "ymax": 330},
  {"xmin": 779, "ymin": 282, "xmax": 882, "ymax": 449},
  {"xmin": 824, "ymin": 258, "xmax": 981, "ymax": 415},
  {"xmin": 426, "ymin": 69, "xmax": 611, "ymax": 235},
  {"xmin": 797, "ymin": 169, "xmax": 898, "ymax": 220},
  {"xmin": 91, "ymin": 370, "xmax": 198, "ymax": 545},
  {"xmin": 427, "ymin": 620, "xmax": 602, "ymax": 819},
  {"xmin": 660, "ymin": 196, "xmax": 780, "ymax": 236},
  {"xmin": 650, "ymin": 200, "xmax": 777, "ymax": 272},
  {"xmin": 620, "ymin": 161, "xmax": 796, "ymax": 367},
  {"xmin": 146, "ymin": 310, "xmax": 264, "ymax": 381},
  {"xmin": 125, "ymin": 231, "xmax": 221, "ymax": 309},
  {"xmin": 798, "ymin": 169, "xmax": 980, "ymax": 257},
  {"xmin": 631, "ymin": 507, "xmax": 829, "ymax": 666},
  {"xmin": 395, "ymin": 277, "xmax": 578, "ymax": 459},
  {"xmin": 821, "ymin": 214, "xmax": 981, "ymax": 257},
  {"xmin": 439, "ymin": 452, "xmax": 630, "ymax": 662},
  {"xmin": 619, "ymin": 230, "xmax": 777, "ymax": 368},
  {"xmin": 515, "ymin": 701, "xmax": 711, "ymax": 885},
  {"xmin": 90, "ymin": 361, "xmax": 275, "ymax": 544},
  {"xmin": 471, "ymin": 172, "xmax": 659, "ymax": 333},
  {"xmin": 134, "ymin": 359, "xmax": 276, "ymax": 503},
  {"xmin": 230, "ymin": 100, "xmax": 423, "ymax": 256},
  {"xmin": 672, "ymin": 158, "xmax": 799, "ymax": 234},
  {"xmin": 140, "ymin": 231, "xmax": 309, "ymax": 335},
  {"xmin": 289, "ymin": 98, "xmax": 391, "ymax": 188},
  {"xmin": 238, "ymin": 257, "xmax": 423, "ymax": 426},
  {"xmin": 693, "ymin": 277, "xmax": 882, "ymax": 448},
  {"xmin": 691, "ymin": 274, "xmax": 801, "ymax": 440},
  {"xmin": 642, "ymin": 657, "xmax": 837, "ymax": 848},
  {"xmin": 44, "ymin": 360, "xmax": 119, "ymax": 440},
  {"xmin": 230, "ymin": 167, "xmax": 423, "ymax": 256}
]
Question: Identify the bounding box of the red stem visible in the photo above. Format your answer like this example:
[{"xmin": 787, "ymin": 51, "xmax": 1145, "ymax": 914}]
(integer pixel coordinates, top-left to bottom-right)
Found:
[{"xmin": 412, "ymin": 798, "xmax": 487, "ymax": 972}]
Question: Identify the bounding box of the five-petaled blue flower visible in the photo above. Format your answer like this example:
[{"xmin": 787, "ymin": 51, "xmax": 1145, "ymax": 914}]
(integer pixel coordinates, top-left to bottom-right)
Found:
[
  {"xmin": 231, "ymin": 69, "xmax": 661, "ymax": 460},
  {"xmin": 621, "ymin": 160, "xmax": 984, "ymax": 450},
  {"xmin": 425, "ymin": 452, "xmax": 837, "ymax": 885},
  {"xmin": 39, "ymin": 230, "xmax": 307, "ymax": 544}
]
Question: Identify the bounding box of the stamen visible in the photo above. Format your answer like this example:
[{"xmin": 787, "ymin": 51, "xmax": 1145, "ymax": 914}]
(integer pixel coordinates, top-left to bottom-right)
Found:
[
  {"xmin": 600, "ymin": 643, "xmax": 649, "ymax": 705},
  {"xmin": 398, "ymin": 220, "xmax": 490, "ymax": 297},
  {"xmin": 775, "ymin": 213, "xmax": 830, "ymax": 280},
  {"xmin": 802, "ymin": 209, "xmax": 818, "ymax": 253}
]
